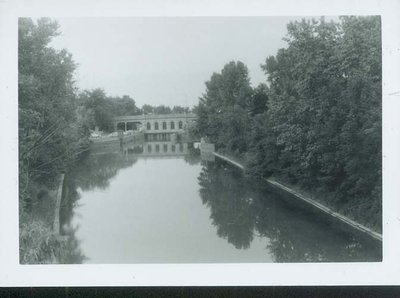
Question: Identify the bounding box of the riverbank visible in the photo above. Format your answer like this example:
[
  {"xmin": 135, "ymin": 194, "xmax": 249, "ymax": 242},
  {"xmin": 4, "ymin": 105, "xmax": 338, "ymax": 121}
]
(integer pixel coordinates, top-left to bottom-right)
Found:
[
  {"xmin": 19, "ymin": 173, "xmax": 85, "ymax": 264},
  {"xmin": 19, "ymin": 174, "xmax": 63, "ymax": 264},
  {"xmin": 212, "ymin": 152, "xmax": 382, "ymax": 242}
]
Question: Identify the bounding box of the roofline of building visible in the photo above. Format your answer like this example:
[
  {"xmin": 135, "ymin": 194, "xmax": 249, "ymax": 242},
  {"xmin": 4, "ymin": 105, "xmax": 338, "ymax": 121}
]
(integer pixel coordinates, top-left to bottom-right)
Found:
[{"xmin": 113, "ymin": 113, "xmax": 197, "ymax": 122}]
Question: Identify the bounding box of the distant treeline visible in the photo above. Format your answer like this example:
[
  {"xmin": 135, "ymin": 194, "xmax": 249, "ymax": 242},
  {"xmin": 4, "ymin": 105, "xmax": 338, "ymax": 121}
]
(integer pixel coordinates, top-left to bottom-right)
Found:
[{"xmin": 192, "ymin": 16, "xmax": 382, "ymax": 231}]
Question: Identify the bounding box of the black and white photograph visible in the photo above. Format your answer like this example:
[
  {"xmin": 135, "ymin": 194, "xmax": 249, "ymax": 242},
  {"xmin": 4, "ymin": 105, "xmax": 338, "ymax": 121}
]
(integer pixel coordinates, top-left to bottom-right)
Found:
[{"xmin": 1, "ymin": 0, "xmax": 400, "ymax": 287}]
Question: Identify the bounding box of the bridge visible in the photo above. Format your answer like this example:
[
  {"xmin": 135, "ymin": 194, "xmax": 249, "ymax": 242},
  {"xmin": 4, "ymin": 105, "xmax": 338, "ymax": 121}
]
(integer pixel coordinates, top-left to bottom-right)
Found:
[{"xmin": 113, "ymin": 113, "xmax": 197, "ymax": 142}]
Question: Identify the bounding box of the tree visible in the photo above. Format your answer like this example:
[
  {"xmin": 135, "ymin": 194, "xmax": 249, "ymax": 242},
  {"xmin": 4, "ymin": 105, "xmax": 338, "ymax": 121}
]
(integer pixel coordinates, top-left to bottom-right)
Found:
[
  {"xmin": 195, "ymin": 61, "xmax": 253, "ymax": 155},
  {"xmin": 19, "ymin": 18, "xmax": 85, "ymax": 192},
  {"xmin": 141, "ymin": 104, "xmax": 154, "ymax": 115},
  {"xmin": 259, "ymin": 18, "xmax": 344, "ymax": 186},
  {"xmin": 79, "ymin": 89, "xmax": 114, "ymax": 131},
  {"xmin": 19, "ymin": 18, "xmax": 93, "ymax": 264},
  {"xmin": 172, "ymin": 105, "xmax": 190, "ymax": 114},
  {"xmin": 194, "ymin": 17, "xmax": 382, "ymax": 230},
  {"xmin": 250, "ymin": 16, "xmax": 381, "ymax": 229},
  {"xmin": 111, "ymin": 95, "xmax": 141, "ymax": 116},
  {"xmin": 248, "ymin": 83, "xmax": 269, "ymax": 116},
  {"xmin": 153, "ymin": 105, "xmax": 172, "ymax": 114},
  {"xmin": 335, "ymin": 16, "xmax": 382, "ymax": 228}
]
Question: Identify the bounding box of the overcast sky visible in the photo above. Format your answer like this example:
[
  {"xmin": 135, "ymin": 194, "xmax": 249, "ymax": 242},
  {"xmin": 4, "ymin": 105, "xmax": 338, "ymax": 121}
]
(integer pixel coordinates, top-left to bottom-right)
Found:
[{"xmin": 50, "ymin": 17, "xmax": 305, "ymax": 108}]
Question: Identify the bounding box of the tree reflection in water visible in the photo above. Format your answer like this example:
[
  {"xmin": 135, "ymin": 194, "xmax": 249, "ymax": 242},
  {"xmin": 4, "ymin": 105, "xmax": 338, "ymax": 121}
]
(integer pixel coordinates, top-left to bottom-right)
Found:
[
  {"xmin": 59, "ymin": 151, "xmax": 138, "ymax": 263},
  {"xmin": 73, "ymin": 152, "xmax": 138, "ymax": 191},
  {"xmin": 198, "ymin": 162, "xmax": 258, "ymax": 249},
  {"xmin": 59, "ymin": 141, "xmax": 200, "ymax": 263},
  {"xmin": 184, "ymin": 145, "xmax": 201, "ymax": 165},
  {"xmin": 58, "ymin": 144, "xmax": 380, "ymax": 263},
  {"xmin": 58, "ymin": 175, "xmax": 86, "ymax": 263},
  {"xmin": 198, "ymin": 160, "xmax": 382, "ymax": 262}
]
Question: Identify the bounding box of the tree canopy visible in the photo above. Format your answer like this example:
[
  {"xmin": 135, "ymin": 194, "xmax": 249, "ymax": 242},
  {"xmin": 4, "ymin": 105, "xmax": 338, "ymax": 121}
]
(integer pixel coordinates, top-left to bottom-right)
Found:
[
  {"xmin": 194, "ymin": 16, "xmax": 382, "ymax": 231},
  {"xmin": 194, "ymin": 61, "xmax": 254, "ymax": 155},
  {"xmin": 19, "ymin": 18, "xmax": 88, "ymax": 190}
]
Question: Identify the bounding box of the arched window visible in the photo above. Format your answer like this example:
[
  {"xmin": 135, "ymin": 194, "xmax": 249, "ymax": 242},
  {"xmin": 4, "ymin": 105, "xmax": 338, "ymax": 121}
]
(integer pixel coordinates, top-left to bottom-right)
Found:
[
  {"xmin": 163, "ymin": 144, "xmax": 168, "ymax": 152},
  {"xmin": 170, "ymin": 121, "xmax": 175, "ymax": 129},
  {"xmin": 178, "ymin": 121, "xmax": 183, "ymax": 129},
  {"xmin": 155, "ymin": 144, "xmax": 160, "ymax": 153},
  {"xmin": 171, "ymin": 145, "xmax": 176, "ymax": 152},
  {"xmin": 163, "ymin": 122, "xmax": 167, "ymax": 130},
  {"xmin": 146, "ymin": 122, "xmax": 151, "ymax": 130},
  {"xmin": 155, "ymin": 122, "xmax": 159, "ymax": 130}
]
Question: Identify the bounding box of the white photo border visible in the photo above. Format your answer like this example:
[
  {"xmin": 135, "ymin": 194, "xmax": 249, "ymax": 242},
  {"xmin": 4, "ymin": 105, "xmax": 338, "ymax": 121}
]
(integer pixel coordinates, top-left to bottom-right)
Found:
[{"xmin": 0, "ymin": 0, "xmax": 399, "ymax": 286}]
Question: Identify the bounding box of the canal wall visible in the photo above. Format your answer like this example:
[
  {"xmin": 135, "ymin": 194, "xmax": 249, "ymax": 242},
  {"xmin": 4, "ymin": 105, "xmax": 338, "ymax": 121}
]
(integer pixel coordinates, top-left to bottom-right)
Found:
[
  {"xmin": 52, "ymin": 173, "xmax": 65, "ymax": 234},
  {"xmin": 212, "ymin": 152, "xmax": 383, "ymax": 242},
  {"xmin": 52, "ymin": 173, "xmax": 72, "ymax": 241}
]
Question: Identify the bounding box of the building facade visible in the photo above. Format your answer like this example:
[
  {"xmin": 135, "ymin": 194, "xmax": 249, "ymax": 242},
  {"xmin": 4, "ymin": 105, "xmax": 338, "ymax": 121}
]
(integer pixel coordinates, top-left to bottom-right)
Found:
[{"xmin": 113, "ymin": 113, "xmax": 197, "ymax": 141}]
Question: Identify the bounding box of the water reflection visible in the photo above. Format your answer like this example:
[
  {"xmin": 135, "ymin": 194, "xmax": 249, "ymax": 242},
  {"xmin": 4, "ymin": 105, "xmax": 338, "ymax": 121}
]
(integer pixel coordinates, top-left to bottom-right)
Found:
[
  {"xmin": 139, "ymin": 141, "xmax": 188, "ymax": 156},
  {"xmin": 74, "ymin": 152, "xmax": 138, "ymax": 191},
  {"xmin": 58, "ymin": 176, "xmax": 87, "ymax": 263},
  {"xmin": 197, "ymin": 161, "xmax": 382, "ymax": 262},
  {"xmin": 198, "ymin": 162, "xmax": 257, "ymax": 249},
  {"xmin": 59, "ymin": 141, "xmax": 380, "ymax": 263},
  {"xmin": 60, "ymin": 141, "xmax": 200, "ymax": 263},
  {"xmin": 58, "ymin": 151, "xmax": 137, "ymax": 263}
]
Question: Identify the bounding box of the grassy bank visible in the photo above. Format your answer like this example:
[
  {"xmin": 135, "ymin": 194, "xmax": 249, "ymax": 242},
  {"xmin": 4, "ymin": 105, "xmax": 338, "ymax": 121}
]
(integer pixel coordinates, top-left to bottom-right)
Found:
[{"xmin": 19, "ymin": 175, "xmax": 85, "ymax": 264}]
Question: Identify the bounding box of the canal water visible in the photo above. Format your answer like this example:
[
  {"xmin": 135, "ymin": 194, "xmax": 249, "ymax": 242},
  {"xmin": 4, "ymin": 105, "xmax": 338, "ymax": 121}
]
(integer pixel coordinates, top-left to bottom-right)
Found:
[{"xmin": 60, "ymin": 141, "xmax": 382, "ymax": 263}]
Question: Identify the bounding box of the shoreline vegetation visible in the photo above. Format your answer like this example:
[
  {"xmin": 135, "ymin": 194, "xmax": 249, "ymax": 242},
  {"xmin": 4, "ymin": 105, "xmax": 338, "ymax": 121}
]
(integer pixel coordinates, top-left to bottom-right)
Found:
[
  {"xmin": 19, "ymin": 16, "xmax": 381, "ymax": 263},
  {"xmin": 191, "ymin": 16, "xmax": 381, "ymax": 234}
]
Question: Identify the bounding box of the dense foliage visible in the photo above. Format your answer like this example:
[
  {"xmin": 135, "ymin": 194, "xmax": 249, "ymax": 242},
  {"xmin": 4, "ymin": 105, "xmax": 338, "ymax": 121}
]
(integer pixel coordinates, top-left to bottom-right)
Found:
[
  {"xmin": 19, "ymin": 18, "xmax": 90, "ymax": 202},
  {"xmin": 194, "ymin": 61, "xmax": 259, "ymax": 156},
  {"xmin": 194, "ymin": 16, "xmax": 382, "ymax": 230},
  {"xmin": 18, "ymin": 18, "xmax": 93, "ymax": 263}
]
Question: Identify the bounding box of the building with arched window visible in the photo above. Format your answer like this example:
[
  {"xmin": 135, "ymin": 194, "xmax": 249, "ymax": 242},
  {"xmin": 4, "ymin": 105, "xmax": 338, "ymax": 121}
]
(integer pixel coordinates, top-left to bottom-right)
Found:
[{"xmin": 113, "ymin": 113, "xmax": 197, "ymax": 142}]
